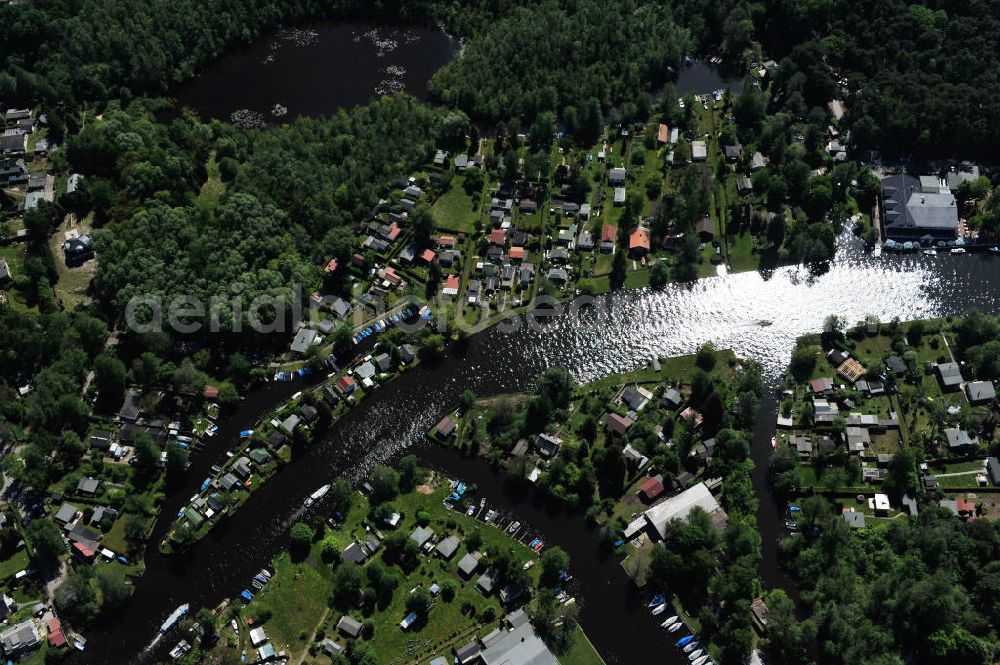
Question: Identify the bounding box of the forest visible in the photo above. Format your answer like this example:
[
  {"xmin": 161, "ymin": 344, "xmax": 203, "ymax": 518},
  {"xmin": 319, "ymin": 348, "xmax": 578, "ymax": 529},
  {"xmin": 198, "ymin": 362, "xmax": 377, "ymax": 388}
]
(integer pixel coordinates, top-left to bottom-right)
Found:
[{"xmin": 768, "ymin": 498, "xmax": 999, "ymax": 665}]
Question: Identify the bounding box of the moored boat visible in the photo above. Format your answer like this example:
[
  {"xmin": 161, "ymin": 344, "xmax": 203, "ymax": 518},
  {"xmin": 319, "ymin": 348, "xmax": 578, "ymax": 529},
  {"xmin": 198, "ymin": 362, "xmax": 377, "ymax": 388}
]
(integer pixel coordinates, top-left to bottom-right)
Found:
[
  {"xmin": 304, "ymin": 484, "xmax": 331, "ymax": 507},
  {"xmin": 160, "ymin": 603, "xmax": 190, "ymax": 634}
]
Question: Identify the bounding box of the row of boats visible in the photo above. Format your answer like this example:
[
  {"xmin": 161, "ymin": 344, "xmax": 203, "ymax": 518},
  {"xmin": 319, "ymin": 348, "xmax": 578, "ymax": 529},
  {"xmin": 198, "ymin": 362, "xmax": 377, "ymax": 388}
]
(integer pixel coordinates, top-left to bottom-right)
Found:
[
  {"xmin": 351, "ymin": 304, "xmax": 431, "ymax": 345},
  {"xmin": 647, "ymin": 595, "xmax": 716, "ymax": 665}
]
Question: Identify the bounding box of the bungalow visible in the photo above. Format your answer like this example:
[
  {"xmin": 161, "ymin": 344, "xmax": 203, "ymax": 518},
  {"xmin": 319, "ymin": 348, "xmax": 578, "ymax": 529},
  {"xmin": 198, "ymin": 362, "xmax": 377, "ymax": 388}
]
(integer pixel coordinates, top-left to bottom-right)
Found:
[
  {"xmin": 249, "ymin": 627, "xmax": 268, "ymax": 647},
  {"xmin": 217, "ymin": 472, "xmax": 242, "ymax": 491},
  {"xmin": 454, "ymin": 154, "xmax": 469, "ymax": 170},
  {"xmin": 695, "ymin": 216, "xmax": 716, "ymax": 240},
  {"xmin": 0, "ymin": 620, "xmax": 40, "ymax": 657},
  {"xmin": 266, "ymin": 430, "xmax": 287, "ymax": 450},
  {"xmin": 400, "ymin": 344, "xmax": 416, "ymax": 364},
  {"xmin": 232, "ymin": 457, "xmax": 252, "ymax": 479},
  {"xmin": 535, "ymin": 433, "xmax": 562, "ymax": 458},
  {"xmin": 519, "ymin": 262, "xmax": 535, "ymax": 284},
  {"xmin": 342, "ymin": 542, "xmax": 367, "ymax": 565},
  {"xmin": 411, "ymin": 526, "xmax": 435, "ymax": 550},
  {"xmin": 692, "ymin": 141, "xmax": 707, "ymax": 161},
  {"xmin": 609, "ymin": 167, "xmax": 626, "ymax": 186},
  {"xmin": 809, "ymin": 377, "xmax": 834, "ymax": 394},
  {"xmin": 580, "ymin": 203, "xmax": 591, "ymax": 220},
  {"xmin": 637, "ymin": 475, "xmax": 664, "ymax": 502},
  {"xmin": 436, "ymin": 416, "xmax": 457, "ymax": 439},
  {"xmin": 119, "ymin": 389, "xmax": 142, "ymax": 421},
  {"xmin": 736, "ymin": 176, "xmax": 753, "ymax": 195},
  {"xmin": 519, "ymin": 199, "xmax": 538, "ymax": 214},
  {"xmin": 628, "ymin": 227, "xmax": 650, "ymax": 257},
  {"xmin": 490, "ymin": 228, "xmax": 506, "ymax": 246},
  {"xmin": 613, "ymin": 186, "xmax": 626, "ymax": 206},
  {"xmin": 404, "ymin": 184, "xmax": 423, "ymax": 199},
  {"xmin": 620, "ymin": 385, "xmax": 652, "ymax": 411},
  {"xmin": 476, "ymin": 571, "xmax": 496, "ymax": 595},
  {"xmin": 280, "ymin": 414, "xmax": 301, "ymax": 435},
  {"xmin": 641, "ymin": 482, "xmax": 727, "ymax": 540},
  {"xmin": 944, "ymin": 427, "xmax": 977, "ymax": 452},
  {"xmin": 605, "ymin": 412, "xmax": 634, "ymax": 436},
  {"xmin": 661, "ymin": 388, "xmax": 683, "ymax": 409},
  {"xmin": 54, "ymin": 503, "xmax": 79, "ymax": 525},
  {"xmin": 846, "ymin": 427, "xmax": 870, "ymax": 452},
  {"xmin": 657, "ymin": 124, "xmax": 669, "ymax": 144},
  {"xmin": 546, "ymin": 268, "xmax": 569, "ymax": 284},
  {"xmin": 936, "ymin": 362, "xmax": 964, "ymax": 391},
  {"xmin": 374, "ymin": 353, "xmax": 393, "ymax": 373},
  {"xmin": 601, "ymin": 224, "xmax": 617, "ymax": 253},
  {"xmin": 435, "ymin": 535, "xmax": 460, "ymax": 560},
  {"xmin": 355, "ymin": 361, "xmax": 377, "ymax": 381},
  {"xmin": 457, "ymin": 552, "xmax": 480, "ymax": 578},
  {"xmin": 987, "ymin": 457, "xmax": 1000, "ymax": 486},
  {"xmin": 724, "ymin": 144, "xmax": 742, "ymax": 161},
  {"xmin": 509, "ymin": 246, "xmax": 526, "ymax": 261},
  {"xmin": 577, "ymin": 231, "xmax": 595, "ymax": 251},
  {"xmin": 456, "ymin": 640, "xmax": 481, "ymax": 665},
  {"xmin": 886, "ymin": 355, "xmax": 908, "ymax": 375},
  {"xmin": 434, "ymin": 149, "xmax": 447, "ymax": 165},
  {"xmin": 335, "ymin": 375, "xmax": 357, "ymax": 395},
  {"xmin": 337, "ymin": 616, "xmax": 363, "ymax": 639},
  {"xmin": 966, "ymin": 380, "xmax": 996, "ymax": 405},
  {"xmin": 873, "ymin": 493, "xmax": 890, "ymax": 516},
  {"xmin": 751, "ymin": 152, "xmax": 768, "ymax": 171},
  {"xmin": 549, "ymin": 247, "xmax": 570, "ymax": 263},
  {"xmin": 290, "ymin": 328, "xmax": 318, "ymax": 355},
  {"xmin": 843, "ymin": 511, "xmax": 865, "ymax": 530},
  {"xmin": 76, "ymin": 477, "xmax": 99, "ymax": 496},
  {"xmin": 443, "ymin": 274, "xmax": 461, "ymax": 296}
]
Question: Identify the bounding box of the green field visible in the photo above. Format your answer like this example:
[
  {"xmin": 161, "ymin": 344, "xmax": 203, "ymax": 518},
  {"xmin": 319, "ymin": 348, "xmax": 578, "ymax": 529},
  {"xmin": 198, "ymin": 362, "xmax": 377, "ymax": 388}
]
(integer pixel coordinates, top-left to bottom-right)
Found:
[{"xmin": 431, "ymin": 176, "xmax": 479, "ymax": 234}]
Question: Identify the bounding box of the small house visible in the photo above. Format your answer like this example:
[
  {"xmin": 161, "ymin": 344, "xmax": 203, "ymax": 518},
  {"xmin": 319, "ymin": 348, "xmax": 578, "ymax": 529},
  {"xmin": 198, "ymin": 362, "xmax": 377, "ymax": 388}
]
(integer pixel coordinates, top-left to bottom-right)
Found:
[
  {"xmin": 457, "ymin": 552, "xmax": 480, "ymax": 578},
  {"xmin": 435, "ymin": 535, "xmax": 460, "ymax": 560},
  {"xmin": 628, "ymin": 227, "xmax": 650, "ymax": 257},
  {"xmin": 410, "ymin": 525, "xmax": 435, "ymax": 548},
  {"xmin": 535, "ymin": 433, "xmax": 562, "ymax": 458},
  {"xmin": 936, "ymin": 362, "xmax": 964, "ymax": 391},
  {"xmin": 337, "ymin": 615, "xmax": 363, "ymax": 639},
  {"xmin": 966, "ymin": 380, "xmax": 996, "ymax": 405}
]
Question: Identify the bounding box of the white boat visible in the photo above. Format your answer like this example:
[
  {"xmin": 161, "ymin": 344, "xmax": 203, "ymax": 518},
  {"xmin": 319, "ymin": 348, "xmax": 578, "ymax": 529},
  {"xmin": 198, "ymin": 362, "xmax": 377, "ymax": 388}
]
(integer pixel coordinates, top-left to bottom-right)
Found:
[
  {"xmin": 231, "ymin": 619, "xmax": 239, "ymax": 633},
  {"xmin": 169, "ymin": 640, "xmax": 191, "ymax": 659},
  {"xmin": 990, "ymin": 246, "xmax": 1000, "ymax": 253},
  {"xmin": 651, "ymin": 603, "xmax": 668, "ymax": 616},
  {"xmin": 508, "ymin": 521, "xmax": 520, "ymax": 533},
  {"xmin": 688, "ymin": 649, "xmax": 704, "ymax": 660},
  {"xmin": 485, "ymin": 510, "xmax": 496, "ymax": 522},
  {"xmin": 160, "ymin": 603, "xmax": 189, "ymax": 634},
  {"xmin": 684, "ymin": 642, "xmax": 699, "ymax": 653},
  {"xmin": 692, "ymin": 657, "xmax": 709, "ymax": 665},
  {"xmin": 660, "ymin": 616, "xmax": 679, "ymax": 628},
  {"xmin": 304, "ymin": 484, "xmax": 331, "ymax": 507},
  {"xmin": 923, "ymin": 249, "xmax": 937, "ymax": 255},
  {"xmin": 951, "ymin": 247, "xmax": 966, "ymax": 254},
  {"xmin": 667, "ymin": 622, "xmax": 684, "ymax": 633}
]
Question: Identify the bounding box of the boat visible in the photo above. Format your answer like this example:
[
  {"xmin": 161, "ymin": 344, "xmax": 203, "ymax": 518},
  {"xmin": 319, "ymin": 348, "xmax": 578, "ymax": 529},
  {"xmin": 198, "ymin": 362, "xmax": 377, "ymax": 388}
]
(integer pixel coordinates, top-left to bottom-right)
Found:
[
  {"xmin": 991, "ymin": 246, "xmax": 1000, "ymax": 253},
  {"xmin": 770, "ymin": 436, "xmax": 777, "ymax": 448},
  {"xmin": 647, "ymin": 594, "xmax": 666, "ymax": 608},
  {"xmin": 522, "ymin": 559, "xmax": 536, "ymax": 570},
  {"xmin": 240, "ymin": 590, "xmax": 253, "ymax": 603},
  {"xmin": 532, "ymin": 540, "xmax": 544, "ymax": 552},
  {"xmin": 466, "ymin": 505, "xmax": 476, "ymax": 516},
  {"xmin": 160, "ymin": 603, "xmax": 190, "ymax": 634},
  {"xmin": 254, "ymin": 574, "xmax": 268, "ymax": 585},
  {"xmin": 304, "ymin": 484, "xmax": 331, "ymax": 508},
  {"xmin": 692, "ymin": 657, "xmax": 709, "ymax": 665},
  {"xmin": 169, "ymin": 640, "xmax": 192, "ymax": 659},
  {"xmin": 259, "ymin": 568, "xmax": 272, "ymax": 579},
  {"xmin": 231, "ymin": 619, "xmax": 239, "ymax": 633},
  {"xmin": 660, "ymin": 616, "xmax": 679, "ymax": 628},
  {"xmin": 667, "ymin": 622, "xmax": 684, "ymax": 633},
  {"xmin": 923, "ymin": 249, "xmax": 937, "ymax": 255},
  {"xmin": 508, "ymin": 521, "xmax": 520, "ymax": 533},
  {"xmin": 529, "ymin": 538, "xmax": 541, "ymax": 549},
  {"xmin": 676, "ymin": 635, "xmax": 695, "ymax": 647},
  {"xmin": 951, "ymin": 247, "xmax": 966, "ymax": 254},
  {"xmin": 480, "ymin": 497, "xmax": 486, "ymax": 508},
  {"xmin": 688, "ymin": 650, "xmax": 704, "ymax": 661},
  {"xmin": 651, "ymin": 603, "xmax": 668, "ymax": 616},
  {"xmin": 485, "ymin": 510, "xmax": 496, "ymax": 522},
  {"xmin": 251, "ymin": 579, "xmax": 263, "ymax": 590},
  {"xmin": 684, "ymin": 642, "xmax": 700, "ymax": 653},
  {"xmin": 758, "ymin": 319, "xmax": 773, "ymax": 327}
]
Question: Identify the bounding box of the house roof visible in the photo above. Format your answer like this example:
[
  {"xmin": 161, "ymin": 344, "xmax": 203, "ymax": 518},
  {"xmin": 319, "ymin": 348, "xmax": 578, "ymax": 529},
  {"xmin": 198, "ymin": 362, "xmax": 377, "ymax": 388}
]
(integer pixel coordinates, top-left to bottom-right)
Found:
[
  {"xmin": 435, "ymin": 535, "xmax": 460, "ymax": 559},
  {"xmin": 479, "ymin": 621, "xmax": 559, "ymax": 665},
  {"xmin": 936, "ymin": 362, "xmax": 964, "ymax": 386},
  {"xmin": 601, "ymin": 224, "xmax": 617, "ymax": 242},
  {"xmin": 966, "ymin": 380, "xmax": 996, "ymax": 402},
  {"xmin": 337, "ymin": 615, "xmax": 362, "ymax": 637},
  {"xmin": 643, "ymin": 482, "xmax": 725, "ymax": 540},
  {"xmin": 638, "ymin": 475, "xmax": 664, "ymax": 500},
  {"xmin": 628, "ymin": 227, "xmax": 650, "ymax": 251}
]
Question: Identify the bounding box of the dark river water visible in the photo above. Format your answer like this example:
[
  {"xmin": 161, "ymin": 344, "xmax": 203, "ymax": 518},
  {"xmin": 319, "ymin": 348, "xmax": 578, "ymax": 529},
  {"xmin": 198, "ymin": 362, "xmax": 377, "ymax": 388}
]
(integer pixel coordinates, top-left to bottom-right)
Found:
[
  {"xmin": 171, "ymin": 22, "xmax": 457, "ymax": 124},
  {"xmin": 70, "ymin": 231, "xmax": 1000, "ymax": 665},
  {"xmin": 675, "ymin": 60, "xmax": 746, "ymax": 96}
]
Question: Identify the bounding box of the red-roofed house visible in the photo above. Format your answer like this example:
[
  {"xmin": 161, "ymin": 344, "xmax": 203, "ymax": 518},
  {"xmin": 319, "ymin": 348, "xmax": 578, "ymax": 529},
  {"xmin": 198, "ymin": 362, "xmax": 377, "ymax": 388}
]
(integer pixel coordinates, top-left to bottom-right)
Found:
[
  {"xmin": 638, "ymin": 476, "xmax": 664, "ymax": 502},
  {"xmin": 657, "ymin": 124, "xmax": 669, "ymax": 144},
  {"xmin": 203, "ymin": 385, "xmax": 220, "ymax": 399},
  {"xmin": 601, "ymin": 224, "xmax": 617, "ymax": 253},
  {"xmin": 438, "ymin": 235, "xmax": 457, "ymax": 248},
  {"xmin": 352, "ymin": 253, "xmax": 365, "ymax": 267},
  {"xmin": 47, "ymin": 617, "xmax": 66, "ymax": 648},
  {"xmin": 72, "ymin": 541, "xmax": 95, "ymax": 563},
  {"xmin": 379, "ymin": 267, "xmax": 402, "ymax": 286},
  {"xmin": 387, "ymin": 223, "xmax": 402, "ymax": 242},
  {"xmin": 443, "ymin": 274, "xmax": 461, "ymax": 296},
  {"xmin": 489, "ymin": 229, "xmax": 506, "ymax": 246},
  {"xmin": 629, "ymin": 227, "xmax": 650, "ymax": 256},
  {"xmin": 419, "ymin": 248, "xmax": 436, "ymax": 264},
  {"xmin": 509, "ymin": 246, "xmax": 526, "ymax": 261},
  {"xmin": 336, "ymin": 375, "xmax": 357, "ymax": 394},
  {"xmin": 325, "ymin": 258, "xmax": 339, "ymax": 273}
]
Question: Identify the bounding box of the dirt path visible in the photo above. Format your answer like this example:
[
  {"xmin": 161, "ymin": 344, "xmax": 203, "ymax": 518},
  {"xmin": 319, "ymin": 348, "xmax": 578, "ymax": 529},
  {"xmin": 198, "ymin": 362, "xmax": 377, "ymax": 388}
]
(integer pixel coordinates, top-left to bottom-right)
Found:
[{"xmin": 295, "ymin": 606, "xmax": 330, "ymax": 665}]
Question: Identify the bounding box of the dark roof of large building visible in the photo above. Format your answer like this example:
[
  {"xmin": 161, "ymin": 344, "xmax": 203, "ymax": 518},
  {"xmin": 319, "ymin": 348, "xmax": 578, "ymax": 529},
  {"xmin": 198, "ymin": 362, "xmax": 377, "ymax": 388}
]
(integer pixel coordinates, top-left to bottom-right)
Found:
[{"xmin": 881, "ymin": 174, "xmax": 958, "ymax": 236}]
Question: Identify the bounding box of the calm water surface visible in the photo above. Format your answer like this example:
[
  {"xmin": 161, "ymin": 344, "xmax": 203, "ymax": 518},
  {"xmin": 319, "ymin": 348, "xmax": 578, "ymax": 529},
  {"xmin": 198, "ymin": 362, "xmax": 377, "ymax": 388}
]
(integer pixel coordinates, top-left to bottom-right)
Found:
[
  {"xmin": 675, "ymin": 61, "xmax": 746, "ymax": 96},
  {"xmin": 70, "ymin": 233, "xmax": 1000, "ymax": 665},
  {"xmin": 172, "ymin": 22, "xmax": 457, "ymax": 124}
]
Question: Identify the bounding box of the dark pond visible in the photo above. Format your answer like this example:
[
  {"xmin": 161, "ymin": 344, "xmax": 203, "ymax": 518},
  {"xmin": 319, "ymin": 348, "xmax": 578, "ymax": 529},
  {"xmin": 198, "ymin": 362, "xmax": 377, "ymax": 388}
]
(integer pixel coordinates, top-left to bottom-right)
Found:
[
  {"xmin": 171, "ymin": 22, "xmax": 457, "ymax": 125},
  {"xmin": 675, "ymin": 60, "xmax": 746, "ymax": 96},
  {"xmin": 69, "ymin": 232, "xmax": 1000, "ymax": 665}
]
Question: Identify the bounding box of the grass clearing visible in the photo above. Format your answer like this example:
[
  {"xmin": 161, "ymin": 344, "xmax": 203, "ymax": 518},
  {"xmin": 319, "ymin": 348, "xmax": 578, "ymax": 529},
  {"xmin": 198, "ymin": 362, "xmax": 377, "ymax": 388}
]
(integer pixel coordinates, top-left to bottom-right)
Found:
[{"xmin": 432, "ymin": 176, "xmax": 479, "ymax": 234}]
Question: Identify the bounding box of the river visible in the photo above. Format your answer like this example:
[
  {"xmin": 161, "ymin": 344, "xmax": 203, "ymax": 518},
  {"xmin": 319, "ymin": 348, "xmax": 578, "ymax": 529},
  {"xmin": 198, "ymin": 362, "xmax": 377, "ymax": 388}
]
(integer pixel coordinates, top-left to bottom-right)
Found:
[
  {"xmin": 68, "ymin": 231, "xmax": 1000, "ymax": 665},
  {"xmin": 171, "ymin": 22, "xmax": 457, "ymax": 124}
]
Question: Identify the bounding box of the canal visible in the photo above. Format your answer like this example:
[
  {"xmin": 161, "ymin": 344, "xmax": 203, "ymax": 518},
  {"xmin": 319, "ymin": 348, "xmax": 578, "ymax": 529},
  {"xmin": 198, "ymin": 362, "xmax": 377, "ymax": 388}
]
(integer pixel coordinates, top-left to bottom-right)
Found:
[{"xmin": 70, "ymin": 231, "xmax": 1000, "ymax": 664}]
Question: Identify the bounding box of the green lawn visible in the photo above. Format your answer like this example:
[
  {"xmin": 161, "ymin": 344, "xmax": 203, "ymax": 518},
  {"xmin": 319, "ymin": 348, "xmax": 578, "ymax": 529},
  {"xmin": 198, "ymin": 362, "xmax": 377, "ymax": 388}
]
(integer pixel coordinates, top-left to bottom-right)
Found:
[
  {"xmin": 195, "ymin": 151, "xmax": 225, "ymax": 214},
  {"xmin": 432, "ymin": 177, "xmax": 479, "ymax": 234},
  {"xmin": 559, "ymin": 626, "xmax": 607, "ymax": 665},
  {"xmin": 0, "ymin": 549, "xmax": 29, "ymax": 580},
  {"xmin": 250, "ymin": 551, "xmax": 332, "ymax": 654}
]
